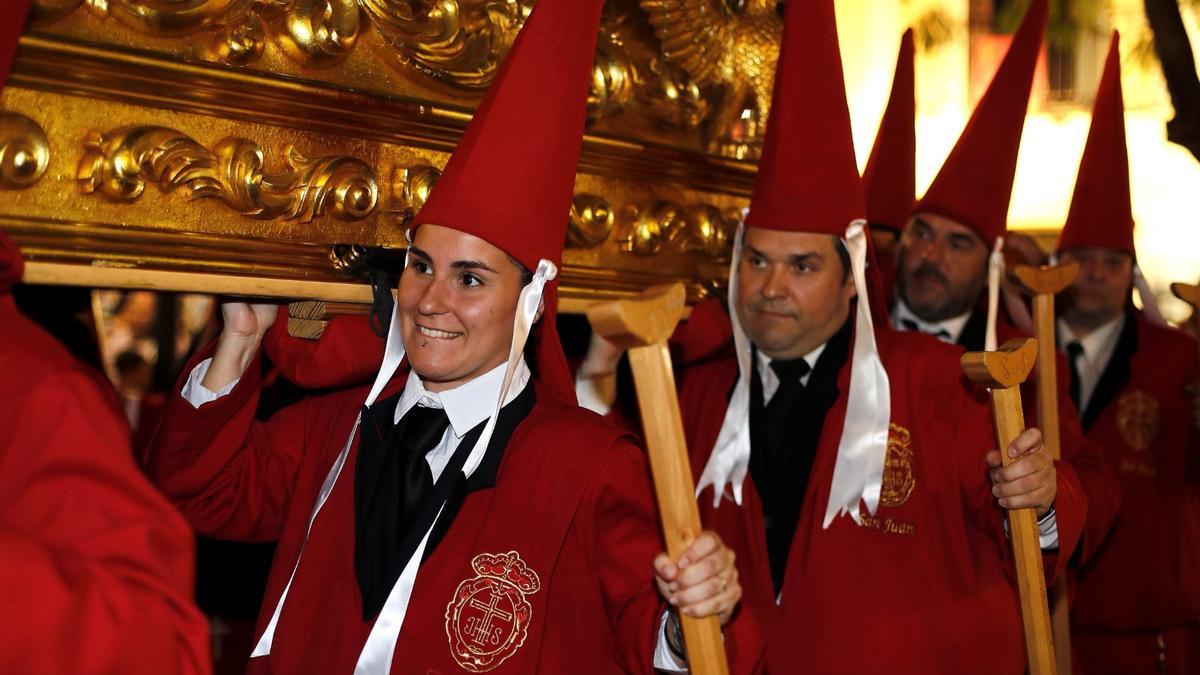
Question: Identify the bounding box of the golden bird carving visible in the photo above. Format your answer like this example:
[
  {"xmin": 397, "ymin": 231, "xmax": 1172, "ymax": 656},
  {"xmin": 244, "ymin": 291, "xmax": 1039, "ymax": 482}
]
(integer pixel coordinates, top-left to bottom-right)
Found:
[{"xmin": 638, "ymin": 0, "xmax": 782, "ymax": 158}]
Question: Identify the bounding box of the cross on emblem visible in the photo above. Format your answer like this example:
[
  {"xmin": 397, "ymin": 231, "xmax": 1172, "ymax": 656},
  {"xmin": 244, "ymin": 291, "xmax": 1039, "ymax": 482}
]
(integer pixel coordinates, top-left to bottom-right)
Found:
[{"xmin": 467, "ymin": 591, "xmax": 513, "ymax": 645}]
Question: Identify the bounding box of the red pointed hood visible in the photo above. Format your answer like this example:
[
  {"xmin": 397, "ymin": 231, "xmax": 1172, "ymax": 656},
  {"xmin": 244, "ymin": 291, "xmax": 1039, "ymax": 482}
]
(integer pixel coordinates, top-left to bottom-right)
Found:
[
  {"xmin": 0, "ymin": 0, "xmax": 30, "ymax": 91},
  {"xmin": 1057, "ymin": 32, "xmax": 1134, "ymax": 256},
  {"xmin": 743, "ymin": 0, "xmax": 864, "ymax": 235},
  {"xmin": 863, "ymin": 29, "xmax": 916, "ymax": 233},
  {"xmin": 410, "ymin": 0, "xmax": 605, "ymax": 401},
  {"xmin": 913, "ymin": 0, "xmax": 1047, "ymax": 244}
]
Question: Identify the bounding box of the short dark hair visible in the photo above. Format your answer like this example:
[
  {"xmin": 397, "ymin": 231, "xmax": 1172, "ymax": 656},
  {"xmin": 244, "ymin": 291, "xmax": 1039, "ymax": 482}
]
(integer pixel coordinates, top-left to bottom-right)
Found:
[
  {"xmin": 506, "ymin": 254, "xmax": 540, "ymax": 377},
  {"xmin": 832, "ymin": 235, "xmax": 851, "ymax": 282}
]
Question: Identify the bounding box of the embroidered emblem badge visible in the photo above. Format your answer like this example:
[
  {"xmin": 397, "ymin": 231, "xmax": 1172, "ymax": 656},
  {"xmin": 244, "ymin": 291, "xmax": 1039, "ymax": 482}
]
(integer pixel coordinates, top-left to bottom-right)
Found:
[
  {"xmin": 1118, "ymin": 389, "xmax": 1159, "ymax": 451},
  {"xmin": 445, "ymin": 551, "xmax": 541, "ymax": 673},
  {"xmin": 879, "ymin": 423, "xmax": 916, "ymax": 508}
]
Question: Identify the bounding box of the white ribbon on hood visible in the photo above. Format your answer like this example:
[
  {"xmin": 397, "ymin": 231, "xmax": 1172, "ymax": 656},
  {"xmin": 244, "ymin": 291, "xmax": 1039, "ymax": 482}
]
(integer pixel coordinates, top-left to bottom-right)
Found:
[
  {"xmin": 1132, "ymin": 265, "xmax": 1167, "ymax": 327},
  {"xmin": 985, "ymin": 236, "xmax": 1006, "ymax": 351},
  {"xmin": 822, "ymin": 221, "xmax": 892, "ymax": 527}
]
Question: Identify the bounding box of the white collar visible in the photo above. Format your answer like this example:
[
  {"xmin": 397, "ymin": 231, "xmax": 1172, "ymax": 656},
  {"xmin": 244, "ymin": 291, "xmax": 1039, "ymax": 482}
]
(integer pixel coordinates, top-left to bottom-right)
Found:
[
  {"xmin": 395, "ymin": 358, "xmax": 531, "ymax": 438},
  {"xmin": 1057, "ymin": 313, "xmax": 1125, "ymax": 367},
  {"xmin": 892, "ymin": 297, "xmax": 971, "ymax": 343},
  {"xmin": 755, "ymin": 342, "xmax": 826, "ymax": 383}
]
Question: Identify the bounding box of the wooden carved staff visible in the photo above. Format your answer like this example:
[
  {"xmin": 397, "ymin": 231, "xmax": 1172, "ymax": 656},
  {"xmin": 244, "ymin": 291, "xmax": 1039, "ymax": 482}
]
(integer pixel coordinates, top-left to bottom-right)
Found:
[
  {"xmin": 1171, "ymin": 282, "xmax": 1200, "ymax": 359},
  {"xmin": 587, "ymin": 283, "xmax": 730, "ymax": 675},
  {"xmin": 1014, "ymin": 261, "xmax": 1078, "ymax": 675},
  {"xmin": 962, "ymin": 337, "xmax": 1057, "ymax": 675}
]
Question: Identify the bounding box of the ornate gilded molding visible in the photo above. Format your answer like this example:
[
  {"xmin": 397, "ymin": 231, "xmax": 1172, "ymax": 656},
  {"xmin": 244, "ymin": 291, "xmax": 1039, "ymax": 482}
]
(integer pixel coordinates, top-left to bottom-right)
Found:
[
  {"xmin": 77, "ymin": 125, "xmax": 379, "ymax": 222},
  {"xmin": 26, "ymin": 1, "xmax": 776, "ymax": 157},
  {"xmin": 391, "ymin": 163, "xmax": 441, "ymax": 226},
  {"xmin": 639, "ymin": 0, "xmax": 781, "ymax": 157},
  {"xmin": 0, "ymin": 112, "xmax": 51, "ymax": 189},
  {"xmin": 566, "ymin": 194, "xmax": 614, "ymax": 249},
  {"xmin": 621, "ymin": 199, "xmax": 737, "ymax": 261}
]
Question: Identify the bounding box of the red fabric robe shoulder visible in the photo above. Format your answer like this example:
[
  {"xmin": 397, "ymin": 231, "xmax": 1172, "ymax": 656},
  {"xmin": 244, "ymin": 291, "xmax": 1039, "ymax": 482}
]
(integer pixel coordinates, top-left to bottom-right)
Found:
[
  {"xmin": 0, "ymin": 295, "xmax": 211, "ymax": 675},
  {"xmin": 676, "ymin": 318, "xmax": 1087, "ymax": 674},
  {"xmin": 1071, "ymin": 313, "xmax": 1200, "ymax": 633},
  {"xmin": 148, "ymin": 345, "xmax": 763, "ymax": 674}
]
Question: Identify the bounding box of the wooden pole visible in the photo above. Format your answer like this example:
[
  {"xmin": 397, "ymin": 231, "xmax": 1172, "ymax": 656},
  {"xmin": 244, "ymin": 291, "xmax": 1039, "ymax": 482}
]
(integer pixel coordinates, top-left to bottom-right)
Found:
[
  {"xmin": 587, "ymin": 283, "xmax": 730, "ymax": 675},
  {"xmin": 961, "ymin": 337, "xmax": 1058, "ymax": 675},
  {"xmin": 1171, "ymin": 282, "xmax": 1200, "ymax": 363},
  {"xmin": 1014, "ymin": 262, "xmax": 1078, "ymax": 675},
  {"xmin": 21, "ymin": 261, "xmax": 612, "ymax": 340}
]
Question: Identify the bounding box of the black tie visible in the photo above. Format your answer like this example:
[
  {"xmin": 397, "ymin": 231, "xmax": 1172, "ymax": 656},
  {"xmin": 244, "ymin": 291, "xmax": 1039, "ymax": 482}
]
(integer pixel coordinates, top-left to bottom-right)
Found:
[
  {"xmin": 760, "ymin": 358, "xmax": 810, "ymax": 593},
  {"xmin": 1066, "ymin": 341, "xmax": 1084, "ymax": 411},
  {"xmin": 354, "ymin": 403, "xmax": 450, "ymax": 619},
  {"xmin": 899, "ymin": 317, "xmax": 951, "ymax": 342}
]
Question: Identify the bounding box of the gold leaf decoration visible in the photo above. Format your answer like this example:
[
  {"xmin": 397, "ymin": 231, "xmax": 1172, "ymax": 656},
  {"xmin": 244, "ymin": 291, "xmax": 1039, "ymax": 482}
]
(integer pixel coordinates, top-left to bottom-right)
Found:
[
  {"xmin": 274, "ymin": 0, "xmax": 360, "ymax": 69},
  {"xmin": 0, "ymin": 112, "xmax": 51, "ymax": 190},
  {"xmin": 361, "ymin": 0, "xmax": 533, "ymax": 88},
  {"xmin": 77, "ymin": 125, "xmax": 379, "ymax": 222},
  {"xmin": 566, "ymin": 194, "xmax": 613, "ymax": 248},
  {"xmin": 638, "ymin": 0, "xmax": 781, "ymax": 157},
  {"xmin": 391, "ymin": 163, "xmax": 442, "ymax": 227},
  {"xmin": 621, "ymin": 199, "xmax": 736, "ymax": 260}
]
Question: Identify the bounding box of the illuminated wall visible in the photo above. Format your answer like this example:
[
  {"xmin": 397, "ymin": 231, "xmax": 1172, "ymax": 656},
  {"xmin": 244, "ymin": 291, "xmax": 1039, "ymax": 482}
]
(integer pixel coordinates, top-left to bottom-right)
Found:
[{"xmin": 835, "ymin": 0, "xmax": 1200, "ymax": 320}]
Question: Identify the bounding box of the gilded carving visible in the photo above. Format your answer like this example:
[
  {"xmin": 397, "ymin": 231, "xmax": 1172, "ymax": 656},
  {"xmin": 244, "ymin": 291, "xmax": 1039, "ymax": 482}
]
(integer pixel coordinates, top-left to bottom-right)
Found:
[
  {"xmin": 566, "ymin": 194, "xmax": 613, "ymax": 248},
  {"xmin": 639, "ymin": 0, "xmax": 781, "ymax": 157},
  {"xmin": 77, "ymin": 126, "xmax": 379, "ymax": 222},
  {"xmin": 0, "ymin": 112, "xmax": 51, "ymax": 190},
  {"xmin": 274, "ymin": 0, "xmax": 361, "ymax": 69},
  {"xmin": 391, "ymin": 163, "xmax": 442, "ymax": 226},
  {"xmin": 621, "ymin": 199, "xmax": 736, "ymax": 260},
  {"xmin": 361, "ymin": 0, "xmax": 533, "ymax": 88}
]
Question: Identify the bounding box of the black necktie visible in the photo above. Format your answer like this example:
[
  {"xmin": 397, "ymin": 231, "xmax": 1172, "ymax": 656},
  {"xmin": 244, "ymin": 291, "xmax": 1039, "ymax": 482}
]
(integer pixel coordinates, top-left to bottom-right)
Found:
[
  {"xmin": 1066, "ymin": 341, "xmax": 1084, "ymax": 411},
  {"xmin": 899, "ymin": 317, "xmax": 951, "ymax": 342},
  {"xmin": 354, "ymin": 403, "xmax": 450, "ymax": 619},
  {"xmin": 759, "ymin": 358, "xmax": 810, "ymax": 593}
]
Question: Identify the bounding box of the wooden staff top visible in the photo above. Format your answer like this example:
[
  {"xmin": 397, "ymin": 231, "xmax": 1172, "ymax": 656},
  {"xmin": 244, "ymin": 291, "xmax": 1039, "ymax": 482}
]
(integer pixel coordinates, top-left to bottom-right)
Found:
[
  {"xmin": 1013, "ymin": 262, "xmax": 1079, "ymax": 296},
  {"xmin": 586, "ymin": 283, "xmax": 688, "ymax": 349},
  {"xmin": 1172, "ymin": 282, "xmax": 1200, "ymax": 309},
  {"xmin": 961, "ymin": 338, "xmax": 1039, "ymax": 389}
]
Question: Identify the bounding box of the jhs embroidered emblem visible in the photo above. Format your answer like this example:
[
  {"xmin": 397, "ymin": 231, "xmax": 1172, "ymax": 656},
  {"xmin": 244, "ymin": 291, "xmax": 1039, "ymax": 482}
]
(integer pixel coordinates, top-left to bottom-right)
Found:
[
  {"xmin": 445, "ymin": 551, "xmax": 541, "ymax": 672},
  {"xmin": 880, "ymin": 423, "xmax": 916, "ymax": 508},
  {"xmin": 1117, "ymin": 389, "xmax": 1160, "ymax": 451}
]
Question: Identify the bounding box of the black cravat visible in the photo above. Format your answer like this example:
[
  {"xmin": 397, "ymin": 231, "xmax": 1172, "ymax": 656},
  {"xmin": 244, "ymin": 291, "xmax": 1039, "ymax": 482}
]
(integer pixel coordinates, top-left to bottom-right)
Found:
[
  {"xmin": 354, "ymin": 403, "xmax": 449, "ymax": 619},
  {"xmin": 899, "ymin": 317, "xmax": 951, "ymax": 342},
  {"xmin": 1066, "ymin": 341, "xmax": 1085, "ymax": 412},
  {"xmin": 758, "ymin": 358, "xmax": 810, "ymax": 594}
]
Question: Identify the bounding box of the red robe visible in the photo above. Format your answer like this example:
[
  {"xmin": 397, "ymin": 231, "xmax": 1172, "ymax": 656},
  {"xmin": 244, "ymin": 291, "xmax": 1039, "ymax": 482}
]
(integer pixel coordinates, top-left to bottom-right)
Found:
[
  {"xmin": 0, "ymin": 294, "xmax": 211, "ymax": 675},
  {"xmin": 1069, "ymin": 312, "xmax": 1200, "ymax": 674},
  {"xmin": 148, "ymin": 346, "xmax": 764, "ymax": 674},
  {"xmin": 677, "ymin": 311, "xmax": 1087, "ymax": 674}
]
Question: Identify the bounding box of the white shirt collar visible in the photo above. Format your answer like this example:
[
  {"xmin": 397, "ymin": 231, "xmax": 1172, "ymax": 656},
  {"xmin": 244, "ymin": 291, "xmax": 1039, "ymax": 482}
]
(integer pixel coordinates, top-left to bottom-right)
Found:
[
  {"xmin": 892, "ymin": 297, "xmax": 971, "ymax": 344},
  {"xmin": 1057, "ymin": 313, "xmax": 1125, "ymax": 373},
  {"xmin": 395, "ymin": 358, "xmax": 532, "ymax": 438},
  {"xmin": 755, "ymin": 341, "xmax": 826, "ymax": 404}
]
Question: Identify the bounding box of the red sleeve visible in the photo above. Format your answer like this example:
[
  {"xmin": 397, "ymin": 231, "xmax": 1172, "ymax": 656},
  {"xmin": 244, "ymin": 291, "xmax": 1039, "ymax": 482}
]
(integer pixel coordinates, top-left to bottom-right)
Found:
[
  {"xmin": 263, "ymin": 311, "xmax": 382, "ymax": 389},
  {"xmin": 574, "ymin": 439, "xmax": 665, "ymax": 674},
  {"xmin": 0, "ymin": 371, "xmax": 210, "ymax": 675},
  {"xmin": 146, "ymin": 345, "xmax": 317, "ymax": 542},
  {"xmin": 1055, "ymin": 387, "xmax": 1119, "ymax": 564},
  {"xmin": 951, "ymin": 370, "xmax": 1086, "ymax": 584},
  {"xmin": 576, "ymin": 438, "xmax": 764, "ymax": 674}
]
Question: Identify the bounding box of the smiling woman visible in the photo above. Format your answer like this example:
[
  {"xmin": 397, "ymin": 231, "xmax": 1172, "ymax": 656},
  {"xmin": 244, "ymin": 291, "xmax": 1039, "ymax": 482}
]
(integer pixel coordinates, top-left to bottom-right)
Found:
[{"xmin": 399, "ymin": 225, "xmax": 531, "ymax": 393}]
